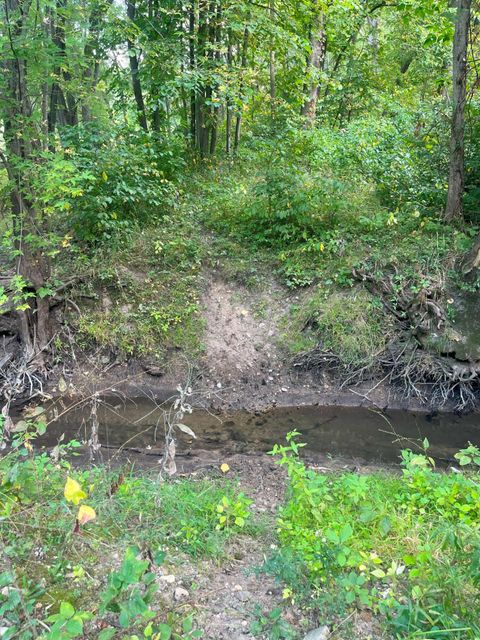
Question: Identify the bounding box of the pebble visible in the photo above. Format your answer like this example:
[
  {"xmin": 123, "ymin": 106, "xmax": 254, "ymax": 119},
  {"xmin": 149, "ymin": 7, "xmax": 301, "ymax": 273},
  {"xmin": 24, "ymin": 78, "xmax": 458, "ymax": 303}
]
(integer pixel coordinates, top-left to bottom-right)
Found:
[
  {"xmin": 159, "ymin": 574, "xmax": 176, "ymax": 583},
  {"xmin": 235, "ymin": 590, "xmax": 251, "ymax": 602},
  {"xmin": 174, "ymin": 587, "xmax": 189, "ymax": 601},
  {"xmin": 303, "ymin": 626, "xmax": 330, "ymax": 640}
]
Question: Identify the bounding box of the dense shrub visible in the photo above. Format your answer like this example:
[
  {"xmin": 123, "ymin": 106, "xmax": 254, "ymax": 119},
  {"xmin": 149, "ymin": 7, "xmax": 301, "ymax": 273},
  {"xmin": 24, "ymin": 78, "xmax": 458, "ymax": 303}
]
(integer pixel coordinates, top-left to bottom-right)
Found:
[{"xmin": 37, "ymin": 124, "xmax": 183, "ymax": 241}]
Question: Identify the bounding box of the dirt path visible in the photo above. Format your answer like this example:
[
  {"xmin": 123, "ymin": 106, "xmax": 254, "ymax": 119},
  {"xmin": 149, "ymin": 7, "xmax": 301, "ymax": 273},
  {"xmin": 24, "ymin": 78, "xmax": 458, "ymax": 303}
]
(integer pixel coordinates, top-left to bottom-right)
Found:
[{"xmin": 102, "ymin": 451, "xmax": 391, "ymax": 639}]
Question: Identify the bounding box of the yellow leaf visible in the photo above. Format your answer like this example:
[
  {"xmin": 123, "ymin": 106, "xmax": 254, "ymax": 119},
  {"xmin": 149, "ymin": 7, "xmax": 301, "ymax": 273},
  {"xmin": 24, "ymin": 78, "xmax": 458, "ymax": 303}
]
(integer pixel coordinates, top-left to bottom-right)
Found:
[
  {"xmin": 64, "ymin": 477, "xmax": 87, "ymax": 505},
  {"xmin": 220, "ymin": 463, "xmax": 230, "ymax": 474},
  {"xmin": 77, "ymin": 504, "xmax": 96, "ymax": 526},
  {"xmin": 102, "ymin": 171, "xmax": 108, "ymax": 181}
]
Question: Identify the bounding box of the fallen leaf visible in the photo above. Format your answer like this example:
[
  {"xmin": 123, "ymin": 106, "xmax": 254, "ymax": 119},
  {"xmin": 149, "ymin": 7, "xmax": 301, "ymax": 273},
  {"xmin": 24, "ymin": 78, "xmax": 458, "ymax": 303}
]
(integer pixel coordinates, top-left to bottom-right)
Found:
[
  {"xmin": 64, "ymin": 477, "xmax": 87, "ymax": 505},
  {"xmin": 177, "ymin": 423, "xmax": 196, "ymax": 439},
  {"xmin": 77, "ymin": 504, "xmax": 96, "ymax": 525}
]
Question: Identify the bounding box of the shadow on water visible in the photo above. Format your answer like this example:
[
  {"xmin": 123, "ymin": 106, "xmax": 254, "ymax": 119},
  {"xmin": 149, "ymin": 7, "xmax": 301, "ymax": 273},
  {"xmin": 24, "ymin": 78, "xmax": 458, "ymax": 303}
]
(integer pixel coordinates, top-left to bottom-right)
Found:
[{"xmin": 38, "ymin": 396, "xmax": 480, "ymax": 463}]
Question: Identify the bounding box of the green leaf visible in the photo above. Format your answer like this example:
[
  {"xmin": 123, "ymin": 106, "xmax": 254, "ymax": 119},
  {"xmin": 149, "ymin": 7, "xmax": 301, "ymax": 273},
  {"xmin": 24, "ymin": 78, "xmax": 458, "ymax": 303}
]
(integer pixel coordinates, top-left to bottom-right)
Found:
[
  {"xmin": 158, "ymin": 623, "xmax": 172, "ymax": 640},
  {"xmin": 59, "ymin": 601, "xmax": 75, "ymax": 619},
  {"xmin": 371, "ymin": 569, "xmax": 386, "ymax": 579}
]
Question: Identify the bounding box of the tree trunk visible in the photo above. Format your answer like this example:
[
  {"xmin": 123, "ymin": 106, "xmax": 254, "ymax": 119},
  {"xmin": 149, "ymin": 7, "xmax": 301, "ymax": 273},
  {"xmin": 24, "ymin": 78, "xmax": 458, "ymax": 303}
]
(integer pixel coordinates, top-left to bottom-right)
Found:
[
  {"xmin": 196, "ymin": 0, "xmax": 209, "ymax": 155},
  {"xmin": 209, "ymin": 0, "xmax": 222, "ymax": 156},
  {"xmin": 301, "ymin": 3, "xmax": 326, "ymax": 127},
  {"xmin": 225, "ymin": 33, "xmax": 233, "ymax": 154},
  {"xmin": 234, "ymin": 26, "xmax": 249, "ymax": 153},
  {"xmin": 269, "ymin": 0, "xmax": 276, "ymax": 117},
  {"xmin": 2, "ymin": 0, "xmax": 52, "ymax": 365},
  {"xmin": 188, "ymin": 0, "xmax": 196, "ymax": 146},
  {"xmin": 82, "ymin": 0, "xmax": 104, "ymax": 123},
  {"xmin": 444, "ymin": 0, "xmax": 471, "ymax": 222},
  {"xmin": 126, "ymin": 0, "xmax": 149, "ymax": 132}
]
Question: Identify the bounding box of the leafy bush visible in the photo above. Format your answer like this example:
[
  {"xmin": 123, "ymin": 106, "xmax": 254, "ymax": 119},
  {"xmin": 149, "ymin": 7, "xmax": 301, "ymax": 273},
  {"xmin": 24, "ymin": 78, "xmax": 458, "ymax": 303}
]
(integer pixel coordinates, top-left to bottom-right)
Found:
[
  {"xmin": 36, "ymin": 124, "xmax": 182, "ymax": 241},
  {"xmin": 269, "ymin": 432, "xmax": 480, "ymax": 638}
]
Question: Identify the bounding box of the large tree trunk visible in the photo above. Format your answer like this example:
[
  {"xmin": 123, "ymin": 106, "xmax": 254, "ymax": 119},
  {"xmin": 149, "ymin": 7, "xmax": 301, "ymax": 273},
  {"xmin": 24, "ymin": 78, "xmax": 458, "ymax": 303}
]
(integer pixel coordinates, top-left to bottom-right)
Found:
[
  {"xmin": 126, "ymin": 0, "xmax": 149, "ymax": 132},
  {"xmin": 444, "ymin": 0, "xmax": 471, "ymax": 222},
  {"xmin": 301, "ymin": 3, "xmax": 326, "ymax": 128}
]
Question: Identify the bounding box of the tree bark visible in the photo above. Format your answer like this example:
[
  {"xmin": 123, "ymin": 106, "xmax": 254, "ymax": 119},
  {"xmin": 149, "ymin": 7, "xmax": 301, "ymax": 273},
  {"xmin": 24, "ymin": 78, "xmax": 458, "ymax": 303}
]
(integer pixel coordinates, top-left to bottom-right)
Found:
[
  {"xmin": 225, "ymin": 32, "xmax": 233, "ymax": 154},
  {"xmin": 444, "ymin": 0, "xmax": 471, "ymax": 222},
  {"xmin": 301, "ymin": 3, "xmax": 326, "ymax": 127},
  {"xmin": 126, "ymin": 0, "xmax": 149, "ymax": 132}
]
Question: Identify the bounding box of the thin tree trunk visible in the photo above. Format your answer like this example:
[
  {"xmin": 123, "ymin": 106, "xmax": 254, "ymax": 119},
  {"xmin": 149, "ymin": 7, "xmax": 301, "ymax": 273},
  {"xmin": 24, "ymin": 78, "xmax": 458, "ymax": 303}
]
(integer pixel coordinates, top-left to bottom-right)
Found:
[
  {"xmin": 269, "ymin": 0, "xmax": 276, "ymax": 116},
  {"xmin": 82, "ymin": 0, "xmax": 104, "ymax": 123},
  {"xmin": 301, "ymin": 3, "xmax": 326, "ymax": 127},
  {"xmin": 444, "ymin": 0, "xmax": 471, "ymax": 222},
  {"xmin": 197, "ymin": 0, "xmax": 209, "ymax": 154},
  {"xmin": 2, "ymin": 0, "xmax": 52, "ymax": 364},
  {"xmin": 189, "ymin": 0, "xmax": 196, "ymax": 146},
  {"xmin": 234, "ymin": 26, "xmax": 249, "ymax": 153},
  {"xmin": 126, "ymin": 0, "xmax": 149, "ymax": 132},
  {"xmin": 225, "ymin": 32, "xmax": 233, "ymax": 154},
  {"xmin": 209, "ymin": 0, "xmax": 222, "ymax": 156}
]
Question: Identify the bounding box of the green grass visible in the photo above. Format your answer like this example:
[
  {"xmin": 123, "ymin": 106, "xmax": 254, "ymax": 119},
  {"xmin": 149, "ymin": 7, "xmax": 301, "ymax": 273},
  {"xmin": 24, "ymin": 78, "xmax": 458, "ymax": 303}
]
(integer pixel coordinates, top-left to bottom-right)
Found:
[{"xmin": 282, "ymin": 288, "xmax": 393, "ymax": 367}]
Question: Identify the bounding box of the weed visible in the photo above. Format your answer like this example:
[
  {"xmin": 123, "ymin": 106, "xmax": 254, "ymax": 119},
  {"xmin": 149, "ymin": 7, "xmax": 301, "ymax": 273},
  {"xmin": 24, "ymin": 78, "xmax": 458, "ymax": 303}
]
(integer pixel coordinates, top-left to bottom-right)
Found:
[{"xmin": 250, "ymin": 605, "xmax": 296, "ymax": 640}]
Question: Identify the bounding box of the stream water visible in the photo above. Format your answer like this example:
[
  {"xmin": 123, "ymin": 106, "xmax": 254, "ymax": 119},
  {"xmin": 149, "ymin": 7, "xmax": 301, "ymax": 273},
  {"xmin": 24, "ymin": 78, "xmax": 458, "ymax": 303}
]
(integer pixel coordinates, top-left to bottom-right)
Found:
[{"xmin": 41, "ymin": 396, "xmax": 480, "ymax": 463}]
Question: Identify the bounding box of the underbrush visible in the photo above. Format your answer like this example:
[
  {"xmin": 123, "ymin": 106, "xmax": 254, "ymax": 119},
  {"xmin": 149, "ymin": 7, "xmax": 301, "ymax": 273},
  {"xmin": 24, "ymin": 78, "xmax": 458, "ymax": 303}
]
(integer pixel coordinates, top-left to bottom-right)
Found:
[
  {"xmin": 61, "ymin": 211, "xmax": 205, "ymax": 360},
  {"xmin": 266, "ymin": 432, "xmax": 480, "ymax": 639},
  {"xmin": 198, "ymin": 118, "xmax": 473, "ymax": 293},
  {"xmin": 283, "ymin": 288, "xmax": 392, "ymax": 369},
  {"xmin": 0, "ymin": 416, "xmax": 257, "ymax": 639}
]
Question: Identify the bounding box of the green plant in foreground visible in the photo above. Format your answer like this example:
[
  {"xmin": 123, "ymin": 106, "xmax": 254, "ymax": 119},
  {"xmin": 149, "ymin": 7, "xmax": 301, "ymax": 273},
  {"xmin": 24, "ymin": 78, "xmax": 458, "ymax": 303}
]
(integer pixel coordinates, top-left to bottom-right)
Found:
[
  {"xmin": 99, "ymin": 546, "xmax": 158, "ymax": 629},
  {"xmin": 249, "ymin": 605, "xmax": 296, "ymax": 640},
  {"xmin": 269, "ymin": 431, "xmax": 480, "ymax": 639},
  {"xmin": 215, "ymin": 493, "xmax": 252, "ymax": 530},
  {"xmin": 42, "ymin": 602, "xmax": 92, "ymax": 640}
]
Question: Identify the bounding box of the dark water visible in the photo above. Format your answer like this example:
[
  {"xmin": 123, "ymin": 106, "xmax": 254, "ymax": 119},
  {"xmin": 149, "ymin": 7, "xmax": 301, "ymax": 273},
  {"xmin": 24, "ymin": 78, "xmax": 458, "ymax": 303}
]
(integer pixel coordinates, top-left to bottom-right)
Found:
[{"xmin": 40, "ymin": 396, "xmax": 480, "ymax": 463}]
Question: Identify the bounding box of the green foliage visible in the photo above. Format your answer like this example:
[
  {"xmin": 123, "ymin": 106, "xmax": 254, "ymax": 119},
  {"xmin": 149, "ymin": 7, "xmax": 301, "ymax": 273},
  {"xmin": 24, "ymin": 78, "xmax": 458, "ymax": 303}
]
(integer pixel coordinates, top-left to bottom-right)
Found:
[
  {"xmin": 268, "ymin": 432, "xmax": 480, "ymax": 638},
  {"xmin": 249, "ymin": 605, "xmax": 296, "ymax": 640},
  {"xmin": 454, "ymin": 442, "xmax": 480, "ymax": 467},
  {"xmin": 70, "ymin": 211, "xmax": 204, "ymax": 358},
  {"xmin": 215, "ymin": 493, "xmax": 252, "ymax": 530},
  {"xmin": 42, "ymin": 601, "xmax": 92, "ymax": 640},
  {"xmin": 290, "ymin": 289, "xmax": 390, "ymax": 366},
  {"xmin": 0, "ymin": 422, "xmax": 260, "ymax": 639},
  {"xmin": 0, "ymin": 570, "xmax": 44, "ymax": 639},
  {"xmin": 100, "ymin": 546, "xmax": 157, "ymax": 628},
  {"xmin": 37, "ymin": 125, "xmax": 182, "ymax": 242}
]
